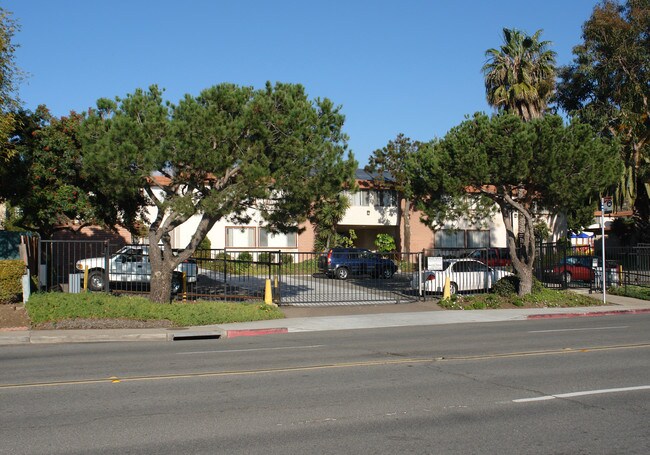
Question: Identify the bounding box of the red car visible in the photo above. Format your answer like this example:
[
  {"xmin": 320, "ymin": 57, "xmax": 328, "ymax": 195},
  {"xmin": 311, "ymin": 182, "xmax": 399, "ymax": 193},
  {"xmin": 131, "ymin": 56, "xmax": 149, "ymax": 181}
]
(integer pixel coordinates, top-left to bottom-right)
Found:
[{"xmin": 549, "ymin": 256, "xmax": 617, "ymax": 284}]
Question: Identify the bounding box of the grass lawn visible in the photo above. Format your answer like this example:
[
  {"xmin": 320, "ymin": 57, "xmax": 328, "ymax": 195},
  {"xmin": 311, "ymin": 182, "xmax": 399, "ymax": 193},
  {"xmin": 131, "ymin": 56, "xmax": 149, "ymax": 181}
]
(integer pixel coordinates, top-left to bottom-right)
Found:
[
  {"xmin": 608, "ymin": 285, "xmax": 650, "ymax": 301},
  {"xmin": 26, "ymin": 292, "xmax": 284, "ymax": 328}
]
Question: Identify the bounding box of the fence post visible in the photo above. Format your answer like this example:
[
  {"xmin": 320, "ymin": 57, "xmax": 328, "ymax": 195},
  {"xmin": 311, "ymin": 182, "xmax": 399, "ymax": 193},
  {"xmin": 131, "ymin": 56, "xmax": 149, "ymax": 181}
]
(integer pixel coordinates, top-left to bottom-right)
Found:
[
  {"xmin": 223, "ymin": 248, "xmax": 227, "ymax": 280},
  {"xmin": 104, "ymin": 241, "xmax": 110, "ymax": 293},
  {"xmin": 419, "ymin": 250, "xmax": 424, "ymax": 300}
]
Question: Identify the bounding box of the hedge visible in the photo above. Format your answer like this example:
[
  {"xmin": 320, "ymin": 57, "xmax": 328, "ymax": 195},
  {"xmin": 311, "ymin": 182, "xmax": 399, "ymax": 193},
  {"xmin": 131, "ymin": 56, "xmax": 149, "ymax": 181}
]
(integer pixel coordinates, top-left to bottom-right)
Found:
[{"xmin": 0, "ymin": 260, "xmax": 25, "ymax": 303}]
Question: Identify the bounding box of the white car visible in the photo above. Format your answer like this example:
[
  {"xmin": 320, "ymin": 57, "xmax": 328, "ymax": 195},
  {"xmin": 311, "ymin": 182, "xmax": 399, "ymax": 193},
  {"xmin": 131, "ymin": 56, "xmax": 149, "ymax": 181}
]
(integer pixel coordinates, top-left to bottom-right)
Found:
[
  {"xmin": 412, "ymin": 258, "xmax": 512, "ymax": 295},
  {"xmin": 75, "ymin": 245, "xmax": 197, "ymax": 293}
]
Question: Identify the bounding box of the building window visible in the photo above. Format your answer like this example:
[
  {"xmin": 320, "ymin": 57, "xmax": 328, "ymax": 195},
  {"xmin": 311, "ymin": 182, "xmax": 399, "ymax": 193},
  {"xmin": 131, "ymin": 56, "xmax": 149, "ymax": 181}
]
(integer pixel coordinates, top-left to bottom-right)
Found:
[
  {"xmin": 346, "ymin": 189, "xmax": 398, "ymax": 207},
  {"xmin": 467, "ymin": 230, "xmax": 489, "ymax": 248},
  {"xmin": 347, "ymin": 190, "xmax": 371, "ymax": 206},
  {"xmin": 225, "ymin": 227, "xmax": 255, "ymax": 247},
  {"xmin": 434, "ymin": 230, "xmax": 465, "ymax": 248},
  {"xmin": 377, "ymin": 190, "xmax": 397, "ymax": 207},
  {"xmin": 259, "ymin": 228, "xmax": 297, "ymax": 248},
  {"xmin": 434, "ymin": 229, "xmax": 490, "ymax": 248}
]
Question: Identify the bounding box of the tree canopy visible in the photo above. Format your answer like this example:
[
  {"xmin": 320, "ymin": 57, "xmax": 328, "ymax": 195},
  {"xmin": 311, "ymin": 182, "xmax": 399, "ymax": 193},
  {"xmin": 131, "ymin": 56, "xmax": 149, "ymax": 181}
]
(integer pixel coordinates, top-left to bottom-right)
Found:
[
  {"xmin": 0, "ymin": 7, "xmax": 25, "ymax": 187},
  {"xmin": 556, "ymin": 0, "xmax": 650, "ymax": 240},
  {"xmin": 2, "ymin": 107, "xmax": 109, "ymax": 237},
  {"xmin": 409, "ymin": 113, "xmax": 622, "ymax": 295},
  {"xmin": 81, "ymin": 82, "xmax": 357, "ymax": 302},
  {"xmin": 366, "ymin": 133, "xmax": 423, "ymax": 252},
  {"xmin": 483, "ymin": 28, "xmax": 556, "ymax": 121}
]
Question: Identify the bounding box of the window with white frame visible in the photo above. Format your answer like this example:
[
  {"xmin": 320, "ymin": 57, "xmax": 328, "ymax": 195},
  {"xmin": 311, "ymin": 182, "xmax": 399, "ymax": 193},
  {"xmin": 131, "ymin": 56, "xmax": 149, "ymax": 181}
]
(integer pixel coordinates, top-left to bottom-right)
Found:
[
  {"xmin": 225, "ymin": 227, "xmax": 256, "ymax": 247},
  {"xmin": 346, "ymin": 190, "xmax": 371, "ymax": 206},
  {"xmin": 258, "ymin": 228, "xmax": 297, "ymax": 248},
  {"xmin": 377, "ymin": 190, "xmax": 397, "ymax": 207},
  {"xmin": 346, "ymin": 189, "xmax": 398, "ymax": 207}
]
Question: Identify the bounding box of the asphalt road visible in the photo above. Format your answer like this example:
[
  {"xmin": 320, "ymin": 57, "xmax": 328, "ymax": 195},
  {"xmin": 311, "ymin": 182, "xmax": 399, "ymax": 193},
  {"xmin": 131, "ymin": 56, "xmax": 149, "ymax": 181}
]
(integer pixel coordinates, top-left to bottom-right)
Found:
[{"xmin": 1, "ymin": 315, "xmax": 649, "ymax": 454}]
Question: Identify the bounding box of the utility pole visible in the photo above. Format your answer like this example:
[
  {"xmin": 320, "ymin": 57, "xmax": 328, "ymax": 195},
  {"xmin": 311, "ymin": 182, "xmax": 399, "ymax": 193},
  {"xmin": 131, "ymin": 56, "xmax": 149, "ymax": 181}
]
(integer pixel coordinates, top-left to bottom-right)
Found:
[{"xmin": 601, "ymin": 197, "xmax": 613, "ymax": 304}]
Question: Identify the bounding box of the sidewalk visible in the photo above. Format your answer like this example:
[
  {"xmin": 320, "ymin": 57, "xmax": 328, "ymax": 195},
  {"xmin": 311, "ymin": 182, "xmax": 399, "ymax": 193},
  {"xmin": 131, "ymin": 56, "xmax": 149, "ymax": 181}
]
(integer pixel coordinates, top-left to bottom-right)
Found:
[{"xmin": 1, "ymin": 292, "xmax": 649, "ymax": 345}]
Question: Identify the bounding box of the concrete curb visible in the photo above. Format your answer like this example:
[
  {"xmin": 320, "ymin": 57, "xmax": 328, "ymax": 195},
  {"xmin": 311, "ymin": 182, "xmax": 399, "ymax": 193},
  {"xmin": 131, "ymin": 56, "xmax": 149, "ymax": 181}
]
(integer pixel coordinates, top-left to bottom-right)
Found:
[{"xmin": 527, "ymin": 308, "xmax": 650, "ymax": 319}]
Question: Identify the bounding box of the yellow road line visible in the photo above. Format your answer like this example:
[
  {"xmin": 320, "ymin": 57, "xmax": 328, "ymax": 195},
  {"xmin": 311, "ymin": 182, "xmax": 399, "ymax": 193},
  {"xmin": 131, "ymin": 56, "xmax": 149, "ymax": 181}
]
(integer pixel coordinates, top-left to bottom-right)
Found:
[{"xmin": 2, "ymin": 343, "xmax": 648, "ymax": 390}]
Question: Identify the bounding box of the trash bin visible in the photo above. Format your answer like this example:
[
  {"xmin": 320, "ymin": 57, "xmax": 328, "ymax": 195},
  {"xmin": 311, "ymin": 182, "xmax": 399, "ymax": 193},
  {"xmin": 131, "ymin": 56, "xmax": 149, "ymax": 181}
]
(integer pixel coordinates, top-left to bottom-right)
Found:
[{"xmin": 69, "ymin": 273, "xmax": 82, "ymax": 293}]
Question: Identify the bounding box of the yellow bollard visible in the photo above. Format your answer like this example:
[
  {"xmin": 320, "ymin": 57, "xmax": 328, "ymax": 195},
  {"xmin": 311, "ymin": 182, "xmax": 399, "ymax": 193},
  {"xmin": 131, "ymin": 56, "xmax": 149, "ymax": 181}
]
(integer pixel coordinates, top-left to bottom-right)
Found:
[
  {"xmin": 264, "ymin": 278, "xmax": 274, "ymax": 305},
  {"xmin": 443, "ymin": 277, "xmax": 451, "ymax": 300},
  {"xmin": 182, "ymin": 272, "xmax": 187, "ymax": 302},
  {"xmin": 83, "ymin": 266, "xmax": 89, "ymax": 292}
]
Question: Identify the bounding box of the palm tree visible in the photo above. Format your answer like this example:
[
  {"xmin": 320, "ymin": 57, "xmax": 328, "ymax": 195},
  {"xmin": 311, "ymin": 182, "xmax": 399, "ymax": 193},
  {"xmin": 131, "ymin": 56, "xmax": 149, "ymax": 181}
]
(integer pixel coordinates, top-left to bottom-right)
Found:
[{"xmin": 483, "ymin": 28, "xmax": 556, "ymax": 121}]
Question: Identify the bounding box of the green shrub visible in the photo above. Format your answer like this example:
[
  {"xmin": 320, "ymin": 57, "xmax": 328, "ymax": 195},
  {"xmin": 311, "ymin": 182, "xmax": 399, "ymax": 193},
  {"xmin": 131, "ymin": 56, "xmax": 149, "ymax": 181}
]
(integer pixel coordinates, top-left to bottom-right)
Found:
[
  {"xmin": 608, "ymin": 285, "xmax": 650, "ymax": 301},
  {"xmin": 0, "ymin": 260, "xmax": 25, "ymax": 303},
  {"xmin": 237, "ymin": 252, "xmax": 253, "ymax": 262},
  {"xmin": 280, "ymin": 253, "xmax": 294, "ymax": 265},
  {"xmin": 438, "ymin": 295, "xmax": 463, "ymax": 310},
  {"xmin": 493, "ymin": 276, "xmax": 518, "ymax": 296},
  {"xmin": 492, "ymin": 275, "xmax": 544, "ymax": 296},
  {"xmin": 195, "ymin": 238, "xmax": 212, "ymax": 259},
  {"xmin": 258, "ymin": 252, "xmax": 272, "ymax": 264},
  {"xmin": 374, "ymin": 233, "xmax": 396, "ymax": 253},
  {"xmin": 235, "ymin": 252, "xmax": 253, "ymax": 272},
  {"xmin": 201, "ymin": 252, "xmax": 231, "ymax": 272}
]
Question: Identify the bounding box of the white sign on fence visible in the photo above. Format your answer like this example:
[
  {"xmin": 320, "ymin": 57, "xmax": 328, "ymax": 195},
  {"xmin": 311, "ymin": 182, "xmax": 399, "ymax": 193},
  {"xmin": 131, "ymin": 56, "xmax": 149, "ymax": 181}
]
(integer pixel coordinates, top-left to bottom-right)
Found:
[{"xmin": 427, "ymin": 256, "xmax": 443, "ymax": 271}]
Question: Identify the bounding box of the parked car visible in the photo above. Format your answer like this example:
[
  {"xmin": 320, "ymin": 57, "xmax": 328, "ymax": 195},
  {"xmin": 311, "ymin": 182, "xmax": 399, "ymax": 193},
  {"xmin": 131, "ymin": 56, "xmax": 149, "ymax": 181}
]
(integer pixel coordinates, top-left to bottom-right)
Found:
[
  {"xmin": 466, "ymin": 248, "xmax": 512, "ymax": 267},
  {"xmin": 318, "ymin": 247, "xmax": 397, "ymax": 280},
  {"xmin": 75, "ymin": 245, "xmax": 198, "ymax": 293},
  {"xmin": 412, "ymin": 258, "xmax": 512, "ymax": 294},
  {"xmin": 546, "ymin": 255, "xmax": 617, "ymax": 284}
]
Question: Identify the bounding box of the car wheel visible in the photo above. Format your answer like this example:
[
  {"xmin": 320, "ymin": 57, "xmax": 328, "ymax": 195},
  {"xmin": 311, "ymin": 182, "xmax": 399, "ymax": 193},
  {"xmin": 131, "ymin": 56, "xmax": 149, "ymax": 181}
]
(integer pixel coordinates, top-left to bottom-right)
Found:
[
  {"xmin": 563, "ymin": 272, "xmax": 572, "ymax": 284},
  {"xmin": 449, "ymin": 282, "xmax": 458, "ymax": 295},
  {"xmin": 381, "ymin": 268, "xmax": 394, "ymax": 279},
  {"xmin": 335, "ymin": 267, "xmax": 349, "ymax": 280},
  {"xmin": 88, "ymin": 270, "xmax": 105, "ymax": 292}
]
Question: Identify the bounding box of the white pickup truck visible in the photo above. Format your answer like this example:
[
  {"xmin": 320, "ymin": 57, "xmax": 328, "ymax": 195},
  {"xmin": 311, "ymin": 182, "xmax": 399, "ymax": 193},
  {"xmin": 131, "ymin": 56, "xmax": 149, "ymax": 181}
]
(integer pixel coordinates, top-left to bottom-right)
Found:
[{"xmin": 75, "ymin": 245, "xmax": 198, "ymax": 293}]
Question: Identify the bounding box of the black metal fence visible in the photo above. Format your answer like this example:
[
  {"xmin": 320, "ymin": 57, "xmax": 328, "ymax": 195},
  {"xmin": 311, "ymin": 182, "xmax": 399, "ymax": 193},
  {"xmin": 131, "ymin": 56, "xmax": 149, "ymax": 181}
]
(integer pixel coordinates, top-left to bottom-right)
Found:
[
  {"xmin": 536, "ymin": 243, "xmax": 650, "ymax": 291},
  {"xmin": 190, "ymin": 249, "xmax": 422, "ymax": 305},
  {"xmin": 36, "ymin": 241, "xmax": 424, "ymax": 304},
  {"xmin": 38, "ymin": 240, "xmax": 648, "ymax": 304}
]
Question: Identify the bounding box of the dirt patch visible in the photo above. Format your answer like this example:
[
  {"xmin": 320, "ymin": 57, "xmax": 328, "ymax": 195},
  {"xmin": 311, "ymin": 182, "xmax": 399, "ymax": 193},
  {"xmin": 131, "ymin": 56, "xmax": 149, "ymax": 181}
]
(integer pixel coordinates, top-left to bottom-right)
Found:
[
  {"xmin": 0, "ymin": 304, "xmax": 31, "ymax": 330},
  {"xmin": 33, "ymin": 318, "xmax": 176, "ymax": 330}
]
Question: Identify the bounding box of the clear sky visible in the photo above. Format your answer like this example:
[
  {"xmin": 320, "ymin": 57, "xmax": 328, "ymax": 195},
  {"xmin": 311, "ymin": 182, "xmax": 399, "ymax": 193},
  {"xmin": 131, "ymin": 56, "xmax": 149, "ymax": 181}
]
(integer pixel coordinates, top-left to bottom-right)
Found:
[{"xmin": 7, "ymin": 0, "xmax": 600, "ymax": 166}]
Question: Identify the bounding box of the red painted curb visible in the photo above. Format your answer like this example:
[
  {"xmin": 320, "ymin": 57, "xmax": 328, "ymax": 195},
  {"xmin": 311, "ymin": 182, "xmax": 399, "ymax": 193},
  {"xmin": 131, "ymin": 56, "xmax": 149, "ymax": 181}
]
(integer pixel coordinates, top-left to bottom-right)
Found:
[
  {"xmin": 527, "ymin": 309, "xmax": 650, "ymax": 319},
  {"xmin": 225, "ymin": 328, "xmax": 288, "ymax": 338}
]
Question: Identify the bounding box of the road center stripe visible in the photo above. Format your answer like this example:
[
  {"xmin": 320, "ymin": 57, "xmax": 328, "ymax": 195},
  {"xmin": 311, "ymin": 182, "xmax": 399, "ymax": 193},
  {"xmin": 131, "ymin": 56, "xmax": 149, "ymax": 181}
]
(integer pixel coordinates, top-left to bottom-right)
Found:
[
  {"xmin": 513, "ymin": 385, "xmax": 650, "ymax": 403},
  {"xmin": 527, "ymin": 326, "xmax": 628, "ymax": 333}
]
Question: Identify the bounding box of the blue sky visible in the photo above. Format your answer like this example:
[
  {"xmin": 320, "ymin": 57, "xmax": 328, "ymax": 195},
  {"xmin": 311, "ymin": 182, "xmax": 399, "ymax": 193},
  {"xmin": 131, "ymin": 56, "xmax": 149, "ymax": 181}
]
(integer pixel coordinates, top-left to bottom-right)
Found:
[{"xmin": 7, "ymin": 0, "xmax": 599, "ymax": 165}]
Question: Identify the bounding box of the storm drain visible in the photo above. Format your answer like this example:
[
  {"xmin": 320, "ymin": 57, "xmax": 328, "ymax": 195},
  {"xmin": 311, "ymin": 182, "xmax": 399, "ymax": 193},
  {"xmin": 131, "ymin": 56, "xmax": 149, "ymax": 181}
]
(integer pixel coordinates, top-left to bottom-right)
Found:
[{"xmin": 168, "ymin": 331, "xmax": 222, "ymax": 341}]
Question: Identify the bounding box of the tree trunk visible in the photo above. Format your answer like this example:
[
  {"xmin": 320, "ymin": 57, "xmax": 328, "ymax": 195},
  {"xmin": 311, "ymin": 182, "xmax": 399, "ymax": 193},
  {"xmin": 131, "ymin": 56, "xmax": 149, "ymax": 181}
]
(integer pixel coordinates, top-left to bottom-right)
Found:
[
  {"xmin": 634, "ymin": 177, "xmax": 650, "ymax": 243},
  {"xmin": 149, "ymin": 268, "xmax": 173, "ymax": 303},
  {"xmin": 403, "ymin": 198, "xmax": 411, "ymax": 252},
  {"xmin": 501, "ymin": 204, "xmax": 536, "ymax": 296},
  {"xmin": 517, "ymin": 265, "xmax": 533, "ymax": 295},
  {"xmin": 147, "ymin": 233, "xmax": 179, "ymax": 304}
]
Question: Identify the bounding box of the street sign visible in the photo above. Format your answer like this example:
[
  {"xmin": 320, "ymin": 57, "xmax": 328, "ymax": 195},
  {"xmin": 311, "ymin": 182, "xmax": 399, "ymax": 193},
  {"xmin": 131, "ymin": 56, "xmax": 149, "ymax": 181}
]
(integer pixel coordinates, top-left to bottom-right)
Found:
[{"xmin": 602, "ymin": 197, "xmax": 613, "ymax": 214}]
